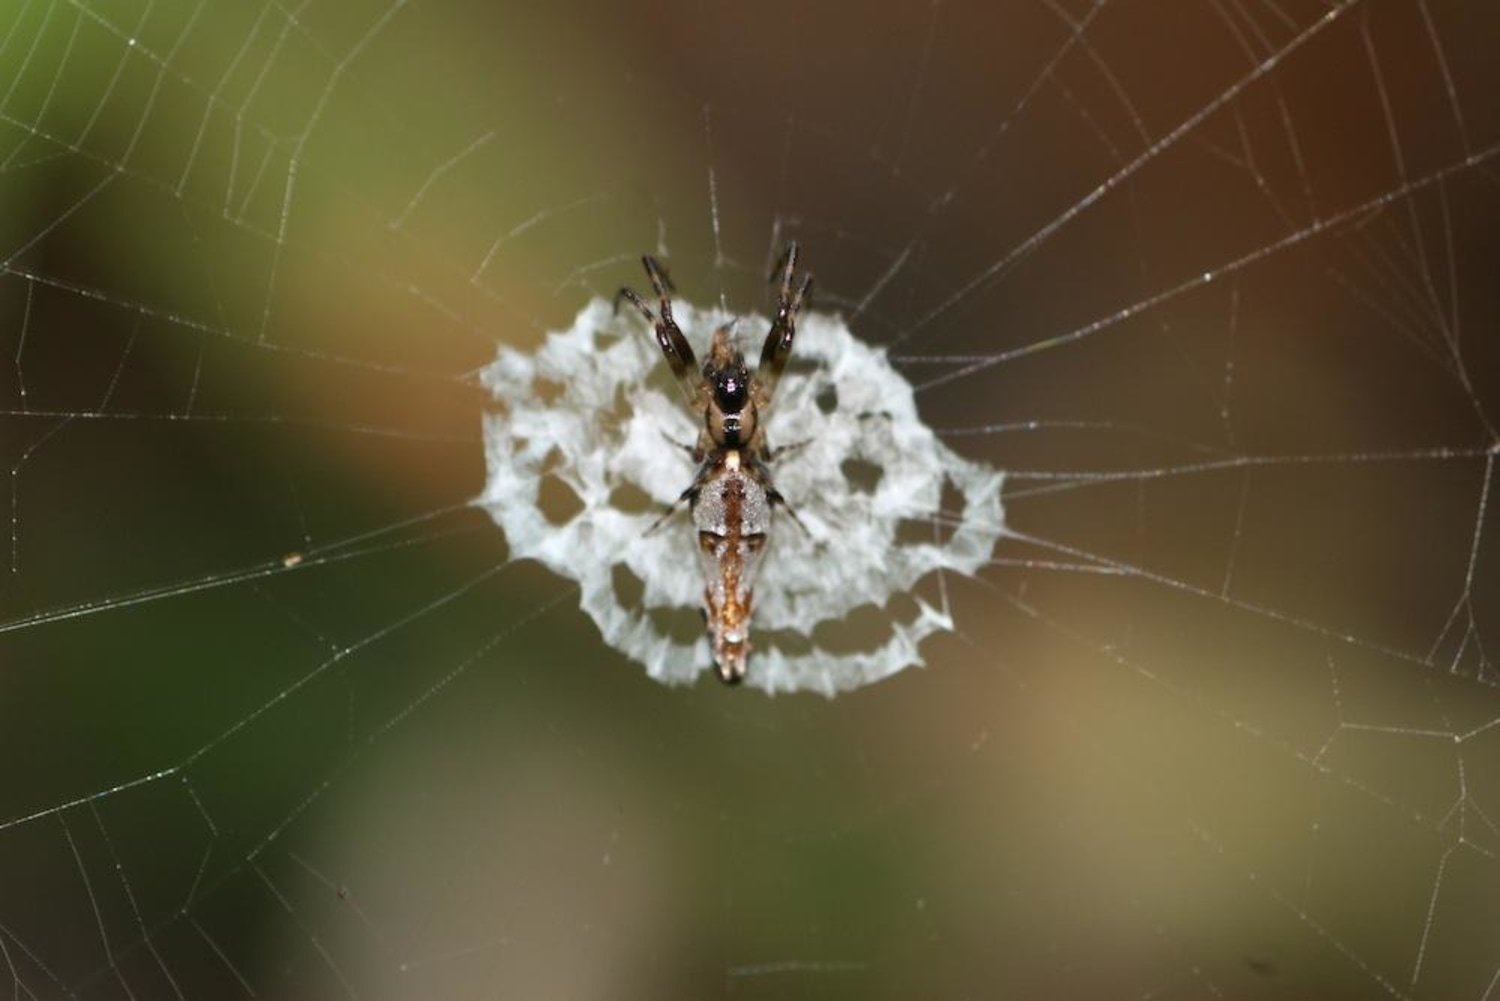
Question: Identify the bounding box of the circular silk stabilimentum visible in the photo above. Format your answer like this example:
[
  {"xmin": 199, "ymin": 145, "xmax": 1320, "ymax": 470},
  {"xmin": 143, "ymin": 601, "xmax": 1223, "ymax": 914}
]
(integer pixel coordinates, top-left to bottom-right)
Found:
[{"xmin": 480, "ymin": 299, "xmax": 1004, "ymax": 695}]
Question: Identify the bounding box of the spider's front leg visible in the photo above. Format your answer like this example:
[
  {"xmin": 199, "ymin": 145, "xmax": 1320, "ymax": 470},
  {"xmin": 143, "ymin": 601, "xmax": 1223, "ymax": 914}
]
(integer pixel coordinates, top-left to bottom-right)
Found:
[
  {"xmin": 615, "ymin": 255, "xmax": 700, "ymax": 406},
  {"xmin": 755, "ymin": 242, "xmax": 814, "ymax": 405}
]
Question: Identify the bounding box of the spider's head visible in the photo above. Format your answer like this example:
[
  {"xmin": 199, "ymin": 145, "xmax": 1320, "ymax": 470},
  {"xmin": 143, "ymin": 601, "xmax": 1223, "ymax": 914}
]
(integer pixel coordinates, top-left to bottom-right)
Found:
[
  {"xmin": 713, "ymin": 365, "xmax": 749, "ymax": 413},
  {"xmin": 706, "ymin": 324, "xmax": 752, "ymax": 415},
  {"xmin": 707, "ymin": 352, "xmax": 755, "ymax": 447}
]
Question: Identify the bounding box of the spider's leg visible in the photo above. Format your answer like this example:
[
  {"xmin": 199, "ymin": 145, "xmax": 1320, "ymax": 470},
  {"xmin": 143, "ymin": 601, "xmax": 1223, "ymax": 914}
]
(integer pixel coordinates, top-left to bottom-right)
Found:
[
  {"xmin": 767, "ymin": 438, "xmax": 812, "ymax": 462},
  {"xmin": 644, "ymin": 455, "xmax": 714, "ymax": 537},
  {"xmin": 767, "ymin": 486, "xmax": 811, "ymax": 535},
  {"xmin": 611, "ymin": 285, "xmax": 642, "ymax": 317},
  {"xmin": 617, "ymin": 256, "xmax": 700, "ymax": 406},
  {"xmin": 644, "ymin": 484, "xmax": 698, "ymax": 536},
  {"xmin": 750, "ymin": 454, "xmax": 811, "ymax": 535},
  {"xmin": 658, "ymin": 429, "xmax": 697, "ymax": 457},
  {"xmin": 756, "ymin": 242, "xmax": 813, "ymax": 404}
]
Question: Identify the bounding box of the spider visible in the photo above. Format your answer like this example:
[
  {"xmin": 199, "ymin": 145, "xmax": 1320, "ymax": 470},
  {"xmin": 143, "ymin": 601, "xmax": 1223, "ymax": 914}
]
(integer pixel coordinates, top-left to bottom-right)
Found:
[{"xmin": 616, "ymin": 243, "xmax": 813, "ymax": 685}]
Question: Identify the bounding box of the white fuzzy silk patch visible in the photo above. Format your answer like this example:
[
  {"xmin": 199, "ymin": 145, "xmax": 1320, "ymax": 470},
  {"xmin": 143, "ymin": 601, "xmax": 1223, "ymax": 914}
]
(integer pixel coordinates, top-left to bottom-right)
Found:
[{"xmin": 480, "ymin": 299, "xmax": 1004, "ymax": 695}]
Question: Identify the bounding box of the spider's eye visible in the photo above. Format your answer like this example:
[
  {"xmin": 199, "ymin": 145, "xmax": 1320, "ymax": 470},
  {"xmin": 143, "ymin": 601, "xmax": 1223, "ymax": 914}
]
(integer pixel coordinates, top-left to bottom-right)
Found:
[
  {"xmin": 715, "ymin": 370, "xmax": 748, "ymax": 412},
  {"xmin": 698, "ymin": 531, "xmax": 723, "ymax": 553}
]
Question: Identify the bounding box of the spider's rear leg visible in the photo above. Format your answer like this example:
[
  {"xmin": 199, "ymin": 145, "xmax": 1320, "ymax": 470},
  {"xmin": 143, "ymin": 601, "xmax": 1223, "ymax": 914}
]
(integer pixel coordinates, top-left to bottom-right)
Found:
[
  {"xmin": 755, "ymin": 242, "xmax": 814, "ymax": 404},
  {"xmin": 749, "ymin": 455, "xmax": 810, "ymax": 536},
  {"xmin": 643, "ymin": 455, "xmax": 714, "ymax": 537},
  {"xmin": 767, "ymin": 487, "xmax": 811, "ymax": 535},
  {"xmin": 616, "ymin": 255, "xmax": 700, "ymax": 406},
  {"xmin": 644, "ymin": 484, "xmax": 698, "ymax": 536}
]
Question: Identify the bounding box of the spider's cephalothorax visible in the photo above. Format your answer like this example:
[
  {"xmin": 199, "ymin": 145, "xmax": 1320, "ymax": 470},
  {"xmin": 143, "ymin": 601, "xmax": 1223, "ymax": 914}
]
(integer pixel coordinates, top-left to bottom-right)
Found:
[{"xmin": 617, "ymin": 244, "xmax": 813, "ymax": 685}]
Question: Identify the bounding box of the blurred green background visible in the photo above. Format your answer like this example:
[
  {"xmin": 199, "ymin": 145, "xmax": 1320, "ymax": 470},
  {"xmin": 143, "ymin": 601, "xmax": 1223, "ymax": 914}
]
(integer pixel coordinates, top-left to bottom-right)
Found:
[{"xmin": 2, "ymin": 1, "xmax": 1500, "ymax": 998}]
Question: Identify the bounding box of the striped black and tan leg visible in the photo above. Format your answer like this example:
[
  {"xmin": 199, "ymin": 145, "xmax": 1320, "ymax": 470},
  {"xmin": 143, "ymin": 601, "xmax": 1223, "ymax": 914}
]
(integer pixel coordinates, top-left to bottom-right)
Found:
[
  {"xmin": 615, "ymin": 255, "xmax": 700, "ymax": 406},
  {"xmin": 755, "ymin": 242, "xmax": 814, "ymax": 404}
]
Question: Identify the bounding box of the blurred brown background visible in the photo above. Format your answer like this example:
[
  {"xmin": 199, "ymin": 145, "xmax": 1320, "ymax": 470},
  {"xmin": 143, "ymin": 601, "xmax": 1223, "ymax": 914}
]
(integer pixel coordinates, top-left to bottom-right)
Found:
[{"xmin": 2, "ymin": 1, "xmax": 1499, "ymax": 998}]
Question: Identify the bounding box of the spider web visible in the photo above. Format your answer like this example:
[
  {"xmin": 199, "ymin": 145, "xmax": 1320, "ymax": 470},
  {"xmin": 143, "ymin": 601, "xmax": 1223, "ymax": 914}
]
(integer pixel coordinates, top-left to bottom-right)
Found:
[{"xmin": 1, "ymin": 0, "xmax": 1498, "ymax": 997}]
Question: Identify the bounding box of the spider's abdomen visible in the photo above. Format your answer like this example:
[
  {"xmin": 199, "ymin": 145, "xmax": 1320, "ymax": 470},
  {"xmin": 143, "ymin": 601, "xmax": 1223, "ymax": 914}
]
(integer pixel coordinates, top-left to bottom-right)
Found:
[{"xmin": 691, "ymin": 452, "xmax": 771, "ymax": 684}]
